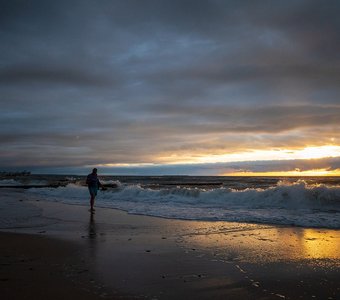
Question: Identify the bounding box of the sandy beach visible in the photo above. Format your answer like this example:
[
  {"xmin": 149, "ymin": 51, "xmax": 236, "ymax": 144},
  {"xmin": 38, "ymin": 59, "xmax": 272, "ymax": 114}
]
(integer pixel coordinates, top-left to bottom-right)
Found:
[{"xmin": 0, "ymin": 188, "xmax": 339, "ymax": 300}]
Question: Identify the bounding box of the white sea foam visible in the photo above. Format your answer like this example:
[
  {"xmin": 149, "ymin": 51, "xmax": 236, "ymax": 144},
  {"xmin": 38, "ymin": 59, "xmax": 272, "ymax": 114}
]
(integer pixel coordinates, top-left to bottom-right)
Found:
[
  {"xmin": 27, "ymin": 180, "xmax": 340, "ymax": 228},
  {"xmin": 0, "ymin": 179, "xmax": 19, "ymax": 186},
  {"xmin": 100, "ymin": 179, "xmax": 121, "ymax": 186}
]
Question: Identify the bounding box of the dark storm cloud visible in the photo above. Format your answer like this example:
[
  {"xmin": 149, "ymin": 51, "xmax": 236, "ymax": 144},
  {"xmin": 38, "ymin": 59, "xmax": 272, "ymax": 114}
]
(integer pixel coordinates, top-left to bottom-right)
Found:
[
  {"xmin": 144, "ymin": 104, "xmax": 340, "ymax": 133},
  {"xmin": 1, "ymin": 0, "xmax": 340, "ymax": 171},
  {"xmin": 0, "ymin": 65, "xmax": 114, "ymax": 86}
]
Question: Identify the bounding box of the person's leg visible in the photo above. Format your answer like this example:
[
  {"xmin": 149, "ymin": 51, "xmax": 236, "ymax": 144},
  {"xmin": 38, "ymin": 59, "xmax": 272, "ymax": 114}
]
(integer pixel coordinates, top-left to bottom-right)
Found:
[
  {"xmin": 90, "ymin": 195, "xmax": 95, "ymax": 211},
  {"xmin": 88, "ymin": 186, "xmax": 96, "ymax": 212}
]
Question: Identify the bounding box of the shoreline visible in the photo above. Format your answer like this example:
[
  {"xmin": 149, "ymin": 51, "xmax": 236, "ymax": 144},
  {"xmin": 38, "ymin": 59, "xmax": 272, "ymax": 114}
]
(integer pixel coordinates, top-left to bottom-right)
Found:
[{"xmin": 1, "ymin": 189, "xmax": 339, "ymax": 299}]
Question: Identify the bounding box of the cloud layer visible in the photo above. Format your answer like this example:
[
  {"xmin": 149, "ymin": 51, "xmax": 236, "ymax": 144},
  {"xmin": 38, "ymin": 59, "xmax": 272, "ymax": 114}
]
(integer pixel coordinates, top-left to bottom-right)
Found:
[{"xmin": 1, "ymin": 0, "xmax": 340, "ymax": 172}]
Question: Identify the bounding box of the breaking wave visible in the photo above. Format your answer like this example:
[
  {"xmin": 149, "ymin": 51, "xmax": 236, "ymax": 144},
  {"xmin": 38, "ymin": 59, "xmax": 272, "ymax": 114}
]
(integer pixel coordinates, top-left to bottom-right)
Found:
[{"xmin": 27, "ymin": 180, "xmax": 340, "ymax": 228}]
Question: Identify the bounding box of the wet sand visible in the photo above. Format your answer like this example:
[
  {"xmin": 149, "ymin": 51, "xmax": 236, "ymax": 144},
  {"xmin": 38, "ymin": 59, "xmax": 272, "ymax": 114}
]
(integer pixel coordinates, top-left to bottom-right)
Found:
[
  {"xmin": 0, "ymin": 189, "xmax": 339, "ymax": 299},
  {"xmin": 0, "ymin": 232, "xmax": 128, "ymax": 300}
]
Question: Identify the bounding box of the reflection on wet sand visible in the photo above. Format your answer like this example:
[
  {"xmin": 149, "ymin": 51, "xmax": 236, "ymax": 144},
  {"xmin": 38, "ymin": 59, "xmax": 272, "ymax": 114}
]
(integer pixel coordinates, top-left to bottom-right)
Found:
[
  {"xmin": 178, "ymin": 221, "xmax": 340, "ymax": 263},
  {"xmin": 87, "ymin": 212, "xmax": 97, "ymax": 260},
  {"xmin": 88, "ymin": 212, "xmax": 96, "ymax": 239},
  {"xmin": 301, "ymin": 228, "xmax": 340, "ymax": 259}
]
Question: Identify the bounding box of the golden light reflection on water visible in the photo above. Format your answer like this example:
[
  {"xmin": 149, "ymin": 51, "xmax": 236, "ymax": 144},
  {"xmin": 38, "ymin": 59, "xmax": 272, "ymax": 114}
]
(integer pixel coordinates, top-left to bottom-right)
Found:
[{"xmin": 179, "ymin": 221, "xmax": 340, "ymax": 263}]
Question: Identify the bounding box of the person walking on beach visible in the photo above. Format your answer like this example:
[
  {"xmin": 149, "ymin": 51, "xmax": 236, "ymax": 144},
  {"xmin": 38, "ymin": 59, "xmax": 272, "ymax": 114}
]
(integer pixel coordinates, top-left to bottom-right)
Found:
[{"xmin": 86, "ymin": 168, "xmax": 102, "ymax": 213}]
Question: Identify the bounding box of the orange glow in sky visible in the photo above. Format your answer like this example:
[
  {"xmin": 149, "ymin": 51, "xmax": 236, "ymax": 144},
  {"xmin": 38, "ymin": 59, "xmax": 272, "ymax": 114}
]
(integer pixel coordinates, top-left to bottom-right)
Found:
[
  {"xmin": 226, "ymin": 168, "xmax": 340, "ymax": 177},
  {"xmin": 193, "ymin": 145, "xmax": 340, "ymax": 164},
  {"xmin": 96, "ymin": 145, "xmax": 340, "ymax": 176}
]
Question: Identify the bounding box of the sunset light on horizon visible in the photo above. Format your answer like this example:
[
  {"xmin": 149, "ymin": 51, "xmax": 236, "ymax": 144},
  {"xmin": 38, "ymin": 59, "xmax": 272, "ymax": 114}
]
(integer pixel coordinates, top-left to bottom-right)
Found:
[
  {"xmin": 93, "ymin": 145, "xmax": 340, "ymax": 176},
  {"xmin": 226, "ymin": 169, "xmax": 340, "ymax": 177}
]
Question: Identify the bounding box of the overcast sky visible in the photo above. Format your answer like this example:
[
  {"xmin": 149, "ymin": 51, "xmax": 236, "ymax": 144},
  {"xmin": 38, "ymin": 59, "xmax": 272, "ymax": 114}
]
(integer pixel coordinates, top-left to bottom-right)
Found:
[{"xmin": 1, "ymin": 0, "xmax": 340, "ymax": 174}]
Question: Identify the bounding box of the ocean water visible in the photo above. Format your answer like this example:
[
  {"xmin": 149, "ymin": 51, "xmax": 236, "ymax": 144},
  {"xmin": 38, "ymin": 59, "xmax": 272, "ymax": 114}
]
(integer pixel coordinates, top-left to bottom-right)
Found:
[{"xmin": 2, "ymin": 175, "xmax": 340, "ymax": 229}]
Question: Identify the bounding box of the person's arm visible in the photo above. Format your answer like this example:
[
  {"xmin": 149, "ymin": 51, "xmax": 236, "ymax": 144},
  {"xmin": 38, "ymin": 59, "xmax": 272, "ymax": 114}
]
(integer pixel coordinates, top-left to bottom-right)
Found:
[
  {"xmin": 97, "ymin": 178, "xmax": 102, "ymax": 188},
  {"xmin": 86, "ymin": 175, "xmax": 90, "ymax": 185}
]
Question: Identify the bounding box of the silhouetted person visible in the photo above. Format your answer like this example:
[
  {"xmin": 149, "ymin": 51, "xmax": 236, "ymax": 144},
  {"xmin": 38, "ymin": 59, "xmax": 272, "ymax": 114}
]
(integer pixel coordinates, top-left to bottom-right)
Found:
[{"xmin": 86, "ymin": 168, "xmax": 102, "ymax": 213}]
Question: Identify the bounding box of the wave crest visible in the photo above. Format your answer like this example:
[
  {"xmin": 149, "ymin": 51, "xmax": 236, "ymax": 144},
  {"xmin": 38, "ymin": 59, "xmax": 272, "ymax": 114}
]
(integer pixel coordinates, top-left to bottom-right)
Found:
[{"xmin": 28, "ymin": 180, "xmax": 340, "ymax": 228}]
